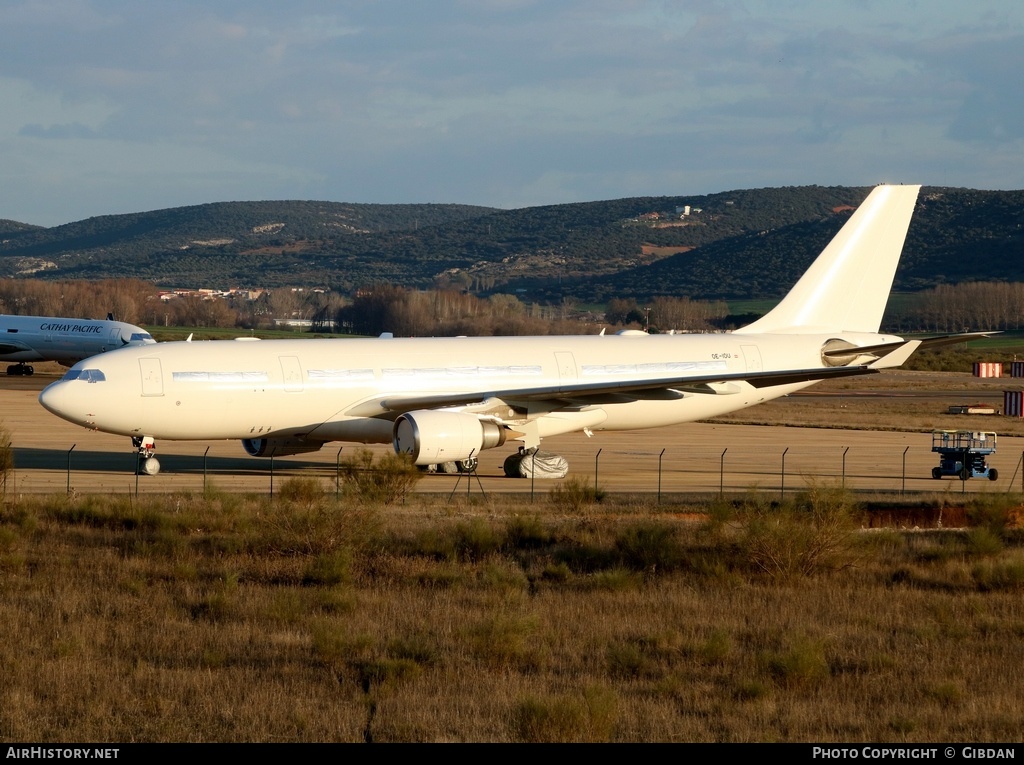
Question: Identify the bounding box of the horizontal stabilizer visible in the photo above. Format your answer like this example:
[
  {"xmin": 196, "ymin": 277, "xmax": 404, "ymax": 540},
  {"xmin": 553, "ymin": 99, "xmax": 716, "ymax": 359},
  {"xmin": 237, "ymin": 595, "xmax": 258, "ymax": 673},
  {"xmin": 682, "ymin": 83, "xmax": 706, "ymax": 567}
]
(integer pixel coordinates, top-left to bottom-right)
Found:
[
  {"xmin": 868, "ymin": 340, "xmax": 921, "ymax": 369},
  {"xmin": 822, "ymin": 332, "xmax": 996, "ymax": 364}
]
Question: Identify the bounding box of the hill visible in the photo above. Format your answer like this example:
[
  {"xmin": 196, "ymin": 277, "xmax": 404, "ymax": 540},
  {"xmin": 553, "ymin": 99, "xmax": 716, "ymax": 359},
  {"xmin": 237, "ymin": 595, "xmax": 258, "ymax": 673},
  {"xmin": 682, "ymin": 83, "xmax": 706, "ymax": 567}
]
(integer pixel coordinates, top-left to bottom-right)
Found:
[{"xmin": 1, "ymin": 186, "xmax": 1021, "ymax": 299}]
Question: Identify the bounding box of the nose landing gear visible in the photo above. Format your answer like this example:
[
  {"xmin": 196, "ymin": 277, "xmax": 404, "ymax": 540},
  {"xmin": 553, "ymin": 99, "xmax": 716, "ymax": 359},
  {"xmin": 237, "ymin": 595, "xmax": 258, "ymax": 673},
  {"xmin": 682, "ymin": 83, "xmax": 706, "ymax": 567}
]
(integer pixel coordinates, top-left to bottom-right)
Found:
[{"xmin": 132, "ymin": 436, "xmax": 160, "ymax": 475}]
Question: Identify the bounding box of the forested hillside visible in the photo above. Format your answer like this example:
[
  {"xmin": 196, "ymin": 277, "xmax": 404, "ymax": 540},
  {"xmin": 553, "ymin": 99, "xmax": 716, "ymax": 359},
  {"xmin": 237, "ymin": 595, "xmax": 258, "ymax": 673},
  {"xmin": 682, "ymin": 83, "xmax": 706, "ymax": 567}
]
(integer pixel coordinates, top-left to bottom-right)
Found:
[{"xmin": 1, "ymin": 186, "xmax": 1021, "ymax": 301}]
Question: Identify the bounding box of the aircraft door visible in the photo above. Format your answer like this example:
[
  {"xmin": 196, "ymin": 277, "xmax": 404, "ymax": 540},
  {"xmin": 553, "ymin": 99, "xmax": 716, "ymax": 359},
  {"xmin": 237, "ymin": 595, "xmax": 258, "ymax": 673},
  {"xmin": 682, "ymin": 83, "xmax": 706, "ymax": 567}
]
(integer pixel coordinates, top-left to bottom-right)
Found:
[
  {"xmin": 741, "ymin": 345, "xmax": 763, "ymax": 374},
  {"xmin": 280, "ymin": 356, "xmax": 303, "ymax": 393},
  {"xmin": 554, "ymin": 351, "xmax": 577, "ymax": 381},
  {"xmin": 139, "ymin": 358, "xmax": 163, "ymax": 396}
]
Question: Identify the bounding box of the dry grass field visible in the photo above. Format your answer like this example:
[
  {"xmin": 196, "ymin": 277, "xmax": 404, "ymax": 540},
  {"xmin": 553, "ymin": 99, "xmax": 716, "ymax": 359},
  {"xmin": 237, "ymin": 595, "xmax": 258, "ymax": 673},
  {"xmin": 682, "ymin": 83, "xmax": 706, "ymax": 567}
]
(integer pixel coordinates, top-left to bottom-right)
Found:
[{"xmin": 2, "ymin": 477, "xmax": 1024, "ymax": 743}]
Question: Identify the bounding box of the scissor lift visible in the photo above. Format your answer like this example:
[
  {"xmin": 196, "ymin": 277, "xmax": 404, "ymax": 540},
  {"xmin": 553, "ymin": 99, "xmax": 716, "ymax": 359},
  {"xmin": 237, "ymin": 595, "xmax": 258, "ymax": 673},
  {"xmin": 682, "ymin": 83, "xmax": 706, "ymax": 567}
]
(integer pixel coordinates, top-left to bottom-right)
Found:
[{"xmin": 931, "ymin": 430, "xmax": 998, "ymax": 481}]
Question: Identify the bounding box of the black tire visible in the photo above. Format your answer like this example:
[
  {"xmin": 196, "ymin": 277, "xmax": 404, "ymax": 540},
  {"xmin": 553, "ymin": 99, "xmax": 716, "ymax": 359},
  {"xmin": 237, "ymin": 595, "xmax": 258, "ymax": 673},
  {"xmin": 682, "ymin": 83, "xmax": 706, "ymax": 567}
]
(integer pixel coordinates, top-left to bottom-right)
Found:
[
  {"xmin": 932, "ymin": 467, "xmax": 942, "ymax": 480},
  {"xmin": 989, "ymin": 468, "xmax": 999, "ymax": 481},
  {"xmin": 960, "ymin": 468, "xmax": 970, "ymax": 481}
]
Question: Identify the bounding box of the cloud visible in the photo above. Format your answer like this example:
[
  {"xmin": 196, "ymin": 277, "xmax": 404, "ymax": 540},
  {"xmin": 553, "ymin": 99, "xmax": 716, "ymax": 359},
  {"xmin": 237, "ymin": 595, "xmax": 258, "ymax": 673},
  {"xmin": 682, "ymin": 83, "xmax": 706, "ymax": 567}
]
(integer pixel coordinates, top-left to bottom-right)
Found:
[
  {"xmin": 18, "ymin": 122, "xmax": 97, "ymax": 139},
  {"xmin": 0, "ymin": 1, "xmax": 1022, "ymax": 225}
]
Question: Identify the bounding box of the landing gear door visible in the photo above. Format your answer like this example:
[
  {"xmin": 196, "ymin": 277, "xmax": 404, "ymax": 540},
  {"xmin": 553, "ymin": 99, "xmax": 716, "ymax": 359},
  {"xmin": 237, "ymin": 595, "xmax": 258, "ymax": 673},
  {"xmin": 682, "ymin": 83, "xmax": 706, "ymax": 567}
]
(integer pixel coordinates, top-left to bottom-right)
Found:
[{"xmin": 140, "ymin": 358, "xmax": 163, "ymax": 397}]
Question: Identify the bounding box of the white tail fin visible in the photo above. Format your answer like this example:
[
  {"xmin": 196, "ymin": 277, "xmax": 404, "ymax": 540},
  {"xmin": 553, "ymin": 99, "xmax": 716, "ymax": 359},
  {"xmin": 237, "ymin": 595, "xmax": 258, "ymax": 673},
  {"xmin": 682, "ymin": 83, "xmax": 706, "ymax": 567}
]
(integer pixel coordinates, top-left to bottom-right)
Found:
[{"xmin": 735, "ymin": 184, "xmax": 920, "ymax": 335}]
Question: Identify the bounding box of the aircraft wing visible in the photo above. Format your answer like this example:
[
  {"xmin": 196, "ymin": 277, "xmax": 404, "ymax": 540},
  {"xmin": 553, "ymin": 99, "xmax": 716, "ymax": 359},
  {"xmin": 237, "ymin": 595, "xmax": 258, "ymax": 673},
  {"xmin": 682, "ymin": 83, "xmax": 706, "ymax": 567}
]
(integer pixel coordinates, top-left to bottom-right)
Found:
[
  {"xmin": 344, "ymin": 364, "xmax": 879, "ymax": 418},
  {"xmin": 0, "ymin": 340, "xmax": 33, "ymax": 355}
]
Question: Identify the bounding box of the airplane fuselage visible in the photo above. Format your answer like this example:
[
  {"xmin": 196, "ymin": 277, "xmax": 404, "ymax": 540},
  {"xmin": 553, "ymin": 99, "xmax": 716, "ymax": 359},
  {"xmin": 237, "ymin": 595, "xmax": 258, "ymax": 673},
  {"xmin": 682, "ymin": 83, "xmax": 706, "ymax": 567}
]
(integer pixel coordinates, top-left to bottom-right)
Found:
[
  {"xmin": 39, "ymin": 329, "xmax": 898, "ymax": 446},
  {"xmin": 0, "ymin": 314, "xmax": 154, "ymax": 366}
]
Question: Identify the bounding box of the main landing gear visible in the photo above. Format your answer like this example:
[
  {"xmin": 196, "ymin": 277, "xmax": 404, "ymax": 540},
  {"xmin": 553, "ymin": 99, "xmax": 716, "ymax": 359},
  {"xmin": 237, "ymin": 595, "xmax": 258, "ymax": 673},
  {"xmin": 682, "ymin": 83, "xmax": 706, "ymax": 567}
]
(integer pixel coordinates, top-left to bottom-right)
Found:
[
  {"xmin": 418, "ymin": 457, "xmax": 479, "ymax": 474},
  {"xmin": 503, "ymin": 447, "xmax": 569, "ymax": 479},
  {"xmin": 132, "ymin": 436, "xmax": 160, "ymax": 475},
  {"xmin": 6, "ymin": 363, "xmax": 34, "ymax": 376}
]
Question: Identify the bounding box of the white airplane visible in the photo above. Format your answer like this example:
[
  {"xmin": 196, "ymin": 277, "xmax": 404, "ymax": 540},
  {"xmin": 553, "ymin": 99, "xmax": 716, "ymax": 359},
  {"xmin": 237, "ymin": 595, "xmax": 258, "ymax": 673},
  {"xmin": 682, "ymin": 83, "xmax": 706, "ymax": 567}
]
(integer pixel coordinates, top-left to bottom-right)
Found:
[
  {"xmin": 39, "ymin": 185, "xmax": 963, "ymax": 477},
  {"xmin": 1, "ymin": 313, "xmax": 155, "ymax": 376}
]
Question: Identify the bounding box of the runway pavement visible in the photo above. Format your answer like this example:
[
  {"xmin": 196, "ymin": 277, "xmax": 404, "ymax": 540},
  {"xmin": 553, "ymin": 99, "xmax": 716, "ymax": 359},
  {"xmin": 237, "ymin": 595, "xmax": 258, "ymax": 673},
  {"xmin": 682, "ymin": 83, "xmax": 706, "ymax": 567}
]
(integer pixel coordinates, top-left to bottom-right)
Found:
[{"xmin": 3, "ymin": 371, "xmax": 1021, "ymax": 497}]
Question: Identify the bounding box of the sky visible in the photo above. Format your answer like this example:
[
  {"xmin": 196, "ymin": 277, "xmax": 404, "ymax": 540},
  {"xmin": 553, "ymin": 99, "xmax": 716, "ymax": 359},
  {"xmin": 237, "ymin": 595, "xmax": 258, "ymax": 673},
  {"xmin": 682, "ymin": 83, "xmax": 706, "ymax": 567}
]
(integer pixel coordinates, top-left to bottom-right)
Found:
[{"xmin": 2, "ymin": 0, "xmax": 1023, "ymax": 227}]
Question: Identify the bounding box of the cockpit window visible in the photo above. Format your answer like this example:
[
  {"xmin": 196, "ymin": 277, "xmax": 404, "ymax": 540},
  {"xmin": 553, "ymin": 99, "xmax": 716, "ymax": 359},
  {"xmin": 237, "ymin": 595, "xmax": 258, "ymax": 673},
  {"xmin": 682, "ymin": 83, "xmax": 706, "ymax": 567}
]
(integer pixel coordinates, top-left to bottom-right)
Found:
[
  {"xmin": 129, "ymin": 333, "xmax": 155, "ymax": 343},
  {"xmin": 61, "ymin": 368, "xmax": 106, "ymax": 383}
]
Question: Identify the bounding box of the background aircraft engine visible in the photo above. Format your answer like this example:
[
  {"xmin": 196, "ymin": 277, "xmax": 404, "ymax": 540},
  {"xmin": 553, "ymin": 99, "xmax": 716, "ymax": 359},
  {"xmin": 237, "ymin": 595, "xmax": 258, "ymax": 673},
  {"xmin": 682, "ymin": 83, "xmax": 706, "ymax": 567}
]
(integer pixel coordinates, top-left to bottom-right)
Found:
[
  {"xmin": 241, "ymin": 438, "xmax": 324, "ymax": 457},
  {"xmin": 393, "ymin": 410, "xmax": 506, "ymax": 465}
]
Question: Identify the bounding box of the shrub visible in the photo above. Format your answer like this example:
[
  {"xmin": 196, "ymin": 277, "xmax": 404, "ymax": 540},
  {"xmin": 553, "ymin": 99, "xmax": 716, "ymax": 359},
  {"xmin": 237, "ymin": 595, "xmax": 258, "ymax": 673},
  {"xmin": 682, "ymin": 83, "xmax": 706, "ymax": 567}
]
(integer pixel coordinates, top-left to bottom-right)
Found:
[
  {"xmin": 965, "ymin": 527, "xmax": 1004, "ymax": 558},
  {"xmin": 739, "ymin": 484, "xmax": 859, "ymax": 579},
  {"xmin": 302, "ymin": 550, "xmax": 352, "ymax": 586},
  {"xmin": 340, "ymin": 449, "xmax": 421, "ymax": 505},
  {"xmin": 549, "ymin": 476, "xmax": 604, "ymax": 512},
  {"xmin": 504, "ymin": 514, "xmax": 552, "ymax": 549},
  {"xmin": 277, "ymin": 476, "xmax": 327, "ymax": 508},
  {"xmin": 762, "ymin": 636, "xmax": 829, "ymax": 688},
  {"xmin": 971, "ymin": 556, "xmax": 1024, "ymax": 591},
  {"xmin": 453, "ymin": 518, "xmax": 504, "ymax": 562},
  {"xmin": 614, "ymin": 522, "xmax": 683, "ymax": 573},
  {"xmin": 466, "ymin": 612, "xmax": 543, "ymax": 670},
  {"xmin": 966, "ymin": 495, "xmax": 1016, "ymax": 535},
  {"xmin": 511, "ymin": 686, "xmax": 617, "ymax": 743}
]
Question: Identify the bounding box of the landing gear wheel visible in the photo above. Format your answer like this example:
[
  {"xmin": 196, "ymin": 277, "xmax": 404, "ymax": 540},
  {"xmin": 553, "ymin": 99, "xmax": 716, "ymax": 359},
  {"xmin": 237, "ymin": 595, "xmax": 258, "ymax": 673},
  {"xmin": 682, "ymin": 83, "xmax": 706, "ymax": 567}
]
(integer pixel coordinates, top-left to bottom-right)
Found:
[
  {"xmin": 458, "ymin": 457, "xmax": 478, "ymax": 473},
  {"xmin": 437, "ymin": 461, "xmax": 459, "ymax": 474},
  {"xmin": 138, "ymin": 456, "xmax": 161, "ymax": 476},
  {"xmin": 417, "ymin": 464, "xmax": 438, "ymax": 474},
  {"xmin": 502, "ymin": 449, "xmax": 569, "ymax": 479}
]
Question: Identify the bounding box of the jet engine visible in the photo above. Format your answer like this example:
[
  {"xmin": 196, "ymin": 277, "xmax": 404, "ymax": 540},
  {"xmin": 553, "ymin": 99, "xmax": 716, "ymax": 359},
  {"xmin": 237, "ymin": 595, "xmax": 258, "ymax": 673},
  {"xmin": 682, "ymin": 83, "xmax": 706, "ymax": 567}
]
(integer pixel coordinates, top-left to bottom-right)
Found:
[
  {"xmin": 393, "ymin": 410, "xmax": 507, "ymax": 465},
  {"xmin": 241, "ymin": 437, "xmax": 325, "ymax": 457}
]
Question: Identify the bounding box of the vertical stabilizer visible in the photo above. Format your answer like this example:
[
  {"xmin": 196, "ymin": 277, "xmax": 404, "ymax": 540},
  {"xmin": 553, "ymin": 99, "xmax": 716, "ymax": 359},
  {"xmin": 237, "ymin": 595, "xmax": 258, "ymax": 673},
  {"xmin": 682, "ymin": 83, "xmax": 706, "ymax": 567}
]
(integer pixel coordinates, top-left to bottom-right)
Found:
[{"xmin": 735, "ymin": 184, "xmax": 920, "ymax": 334}]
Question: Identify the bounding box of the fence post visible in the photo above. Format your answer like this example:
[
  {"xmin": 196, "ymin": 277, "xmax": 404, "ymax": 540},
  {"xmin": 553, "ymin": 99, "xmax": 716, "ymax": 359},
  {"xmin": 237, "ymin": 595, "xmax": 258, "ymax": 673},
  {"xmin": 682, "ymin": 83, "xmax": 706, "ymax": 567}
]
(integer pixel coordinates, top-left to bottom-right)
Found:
[
  {"xmin": 842, "ymin": 446, "xmax": 849, "ymax": 488},
  {"xmin": 594, "ymin": 448, "xmax": 602, "ymax": 492},
  {"xmin": 720, "ymin": 448, "xmax": 728, "ymax": 496},
  {"xmin": 66, "ymin": 444, "xmax": 75, "ymax": 494},
  {"xmin": 336, "ymin": 446, "xmax": 344, "ymax": 498},
  {"xmin": 902, "ymin": 446, "xmax": 910, "ymax": 495},
  {"xmin": 658, "ymin": 448, "xmax": 665, "ymax": 504},
  {"xmin": 203, "ymin": 446, "xmax": 210, "ymax": 492},
  {"xmin": 531, "ymin": 450, "xmax": 536, "ymax": 503},
  {"xmin": 270, "ymin": 452, "xmax": 275, "ymax": 497},
  {"xmin": 781, "ymin": 447, "xmax": 789, "ymax": 501}
]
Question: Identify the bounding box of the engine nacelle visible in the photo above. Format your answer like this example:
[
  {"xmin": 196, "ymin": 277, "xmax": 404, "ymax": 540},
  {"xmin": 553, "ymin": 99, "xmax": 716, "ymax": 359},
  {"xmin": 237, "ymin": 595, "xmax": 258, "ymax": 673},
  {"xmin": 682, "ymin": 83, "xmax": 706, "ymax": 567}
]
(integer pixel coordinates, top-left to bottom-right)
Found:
[
  {"xmin": 241, "ymin": 437, "xmax": 325, "ymax": 457},
  {"xmin": 393, "ymin": 410, "xmax": 507, "ymax": 465}
]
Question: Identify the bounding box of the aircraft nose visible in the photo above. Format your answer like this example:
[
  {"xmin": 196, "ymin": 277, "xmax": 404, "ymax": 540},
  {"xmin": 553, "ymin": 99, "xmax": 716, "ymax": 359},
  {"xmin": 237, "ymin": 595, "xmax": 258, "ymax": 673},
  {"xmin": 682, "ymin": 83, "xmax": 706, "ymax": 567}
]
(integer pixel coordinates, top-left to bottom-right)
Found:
[{"xmin": 39, "ymin": 381, "xmax": 80, "ymax": 423}]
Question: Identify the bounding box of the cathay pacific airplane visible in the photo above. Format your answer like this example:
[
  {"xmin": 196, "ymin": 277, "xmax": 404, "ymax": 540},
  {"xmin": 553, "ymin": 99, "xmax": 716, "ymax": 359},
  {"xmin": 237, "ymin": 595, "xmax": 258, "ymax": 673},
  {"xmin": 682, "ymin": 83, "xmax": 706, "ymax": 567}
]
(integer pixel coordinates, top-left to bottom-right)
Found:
[
  {"xmin": 1, "ymin": 314, "xmax": 155, "ymax": 376},
  {"xmin": 39, "ymin": 185, "xmax": 967, "ymax": 477}
]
